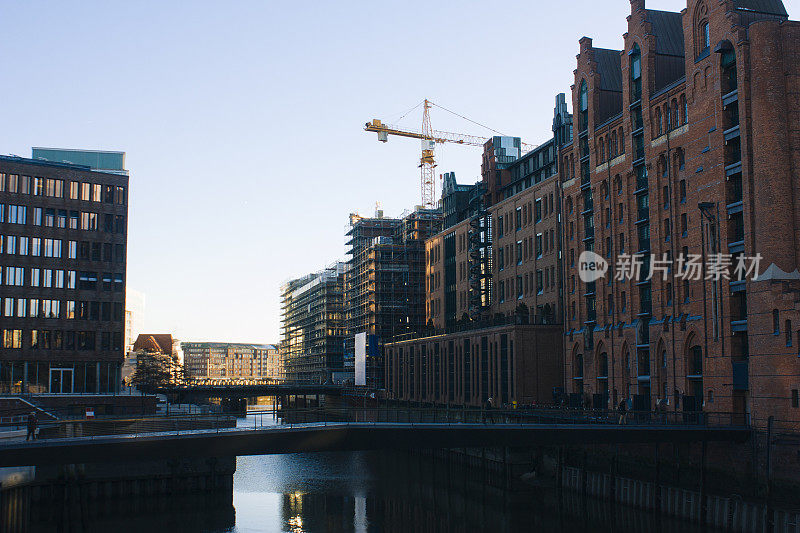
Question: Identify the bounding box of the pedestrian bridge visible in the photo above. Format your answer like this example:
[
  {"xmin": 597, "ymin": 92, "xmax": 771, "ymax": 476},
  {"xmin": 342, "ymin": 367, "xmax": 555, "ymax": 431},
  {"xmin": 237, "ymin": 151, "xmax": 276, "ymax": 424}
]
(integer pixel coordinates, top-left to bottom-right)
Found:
[
  {"xmin": 0, "ymin": 420, "xmax": 751, "ymax": 467},
  {"xmin": 156, "ymin": 383, "xmax": 353, "ymax": 400}
]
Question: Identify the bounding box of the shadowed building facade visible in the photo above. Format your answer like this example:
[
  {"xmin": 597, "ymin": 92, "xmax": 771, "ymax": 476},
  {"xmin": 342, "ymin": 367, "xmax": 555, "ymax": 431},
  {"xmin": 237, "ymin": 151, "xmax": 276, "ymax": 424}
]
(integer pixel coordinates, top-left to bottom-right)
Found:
[
  {"xmin": 0, "ymin": 151, "xmax": 128, "ymax": 394},
  {"xmin": 561, "ymin": 0, "xmax": 800, "ymax": 427}
]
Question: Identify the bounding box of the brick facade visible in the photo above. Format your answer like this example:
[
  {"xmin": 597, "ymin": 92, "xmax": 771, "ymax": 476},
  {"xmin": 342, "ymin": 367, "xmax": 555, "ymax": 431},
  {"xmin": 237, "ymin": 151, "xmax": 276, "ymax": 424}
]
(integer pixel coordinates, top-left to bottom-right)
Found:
[{"xmin": 561, "ymin": 0, "xmax": 800, "ymax": 427}]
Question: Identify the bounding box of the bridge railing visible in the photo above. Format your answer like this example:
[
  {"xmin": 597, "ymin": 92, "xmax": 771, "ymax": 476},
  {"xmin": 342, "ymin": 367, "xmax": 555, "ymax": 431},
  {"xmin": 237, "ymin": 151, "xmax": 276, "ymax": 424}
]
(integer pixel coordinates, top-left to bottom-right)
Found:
[
  {"xmin": 0, "ymin": 412, "xmax": 238, "ymax": 441},
  {"xmin": 269, "ymin": 406, "xmax": 749, "ymax": 428},
  {"xmin": 0, "ymin": 405, "xmax": 752, "ymax": 446}
]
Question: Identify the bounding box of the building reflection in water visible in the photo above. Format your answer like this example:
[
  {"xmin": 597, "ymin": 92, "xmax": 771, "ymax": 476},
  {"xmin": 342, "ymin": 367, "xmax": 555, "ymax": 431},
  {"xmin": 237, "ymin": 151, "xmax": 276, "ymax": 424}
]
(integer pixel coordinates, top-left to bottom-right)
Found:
[{"xmin": 6, "ymin": 450, "xmax": 723, "ymax": 532}]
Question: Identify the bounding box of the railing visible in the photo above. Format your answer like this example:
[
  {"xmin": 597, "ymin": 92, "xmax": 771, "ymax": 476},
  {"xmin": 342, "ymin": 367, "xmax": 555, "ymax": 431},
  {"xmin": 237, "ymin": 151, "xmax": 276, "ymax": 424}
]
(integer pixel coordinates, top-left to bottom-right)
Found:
[
  {"xmin": 0, "ymin": 405, "xmax": 754, "ymax": 447},
  {"xmin": 0, "ymin": 412, "xmax": 238, "ymax": 441},
  {"xmin": 269, "ymin": 406, "xmax": 750, "ymax": 429}
]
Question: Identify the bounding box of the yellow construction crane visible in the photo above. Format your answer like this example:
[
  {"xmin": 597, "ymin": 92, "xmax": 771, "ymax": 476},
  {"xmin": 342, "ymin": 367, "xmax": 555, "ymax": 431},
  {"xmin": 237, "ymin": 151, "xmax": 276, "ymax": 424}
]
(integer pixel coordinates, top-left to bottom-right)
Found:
[{"xmin": 365, "ymin": 99, "xmax": 531, "ymax": 209}]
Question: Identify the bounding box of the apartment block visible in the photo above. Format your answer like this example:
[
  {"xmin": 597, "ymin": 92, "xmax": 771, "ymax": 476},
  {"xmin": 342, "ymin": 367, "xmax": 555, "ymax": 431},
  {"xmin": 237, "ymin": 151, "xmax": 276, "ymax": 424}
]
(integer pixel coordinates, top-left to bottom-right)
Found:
[
  {"xmin": 281, "ymin": 263, "xmax": 346, "ymax": 383},
  {"xmin": 182, "ymin": 342, "xmax": 275, "ymax": 380},
  {"xmin": 561, "ymin": 0, "xmax": 800, "ymax": 426},
  {"xmin": 386, "ymin": 99, "xmax": 573, "ymax": 406},
  {"xmin": 0, "ymin": 151, "xmax": 128, "ymax": 394}
]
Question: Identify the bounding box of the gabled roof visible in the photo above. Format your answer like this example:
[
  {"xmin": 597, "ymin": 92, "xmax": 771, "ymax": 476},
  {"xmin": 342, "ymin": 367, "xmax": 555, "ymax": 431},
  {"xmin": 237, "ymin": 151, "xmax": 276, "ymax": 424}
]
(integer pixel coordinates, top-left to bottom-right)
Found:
[
  {"xmin": 732, "ymin": 0, "xmax": 788, "ymax": 16},
  {"xmin": 647, "ymin": 10, "xmax": 685, "ymax": 57},
  {"xmin": 593, "ymin": 48, "xmax": 622, "ymax": 92},
  {"xmin": 133, "ymin": 334, "xmax": 174, "ymax": 355}
]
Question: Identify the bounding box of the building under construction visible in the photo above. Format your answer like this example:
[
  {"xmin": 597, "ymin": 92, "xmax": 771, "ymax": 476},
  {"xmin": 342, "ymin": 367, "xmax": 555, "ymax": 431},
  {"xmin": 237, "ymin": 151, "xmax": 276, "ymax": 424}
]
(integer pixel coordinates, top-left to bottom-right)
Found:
[
  {"xmin": 280, "ymin": 263, "xmax": 346, "ymax": 383},
  {"xmin": 344, "ymin": 207, "xmax": 442, "ymax": 387}
]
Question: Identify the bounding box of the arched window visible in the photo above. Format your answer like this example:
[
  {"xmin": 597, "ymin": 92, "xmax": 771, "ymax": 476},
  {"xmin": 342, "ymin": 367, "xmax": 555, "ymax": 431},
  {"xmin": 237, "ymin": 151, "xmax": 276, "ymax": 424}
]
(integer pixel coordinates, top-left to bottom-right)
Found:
[
  {"xmin": 579, "ymin": 80, "xmax": 589, "ymax": 132},
  {"xmin": 599, "ymin": 138, "xmax": 605, "ymax": 162},
  {"xmin": 664, "ymin": 103, "xmax": 671, "ymax": 131},
  {"xmin": 618, "ymin": 127, "xmax": 625, "ymax": 153},
  {"xmin": 773, "ymin": 309, "xmax": 780, "ymax": 334},
  {"xmin": 700, "ymin": 21, "xmax": 710, "ymax": 51},
  {"xmin": 786, "ymin": 320, "xmax": 792, "ymax": 346},
  {"xmin": 681, "ymin": 94, "xmax": 688, "ymax": 124},
  {"xmin": 611, "ymin": 130, "xmax": 618, "ymax": 157},
  {"xmin": 686, "ymin": 343, "xmax": 703, "ymax": 407},
  {"xmin": 671, "ymin": 100, "xmax": 679, "ymax": 129},
  {"xmin": 721, "ymin": 47, "xmax": 737, "ymax": 94},
  {"xmin": 656, "ymin": 108, "xmax": 663, "ymax": 136},
  {"xmin": 630, "ymin": 44, "xmax": 642, "ymax": 101},
  {"xmin": 597, "ymin": 352, "xmax": 609, "ymax": 396},
  {"xmin": 567, "ymin": 196, "xmax": 573, "ymax": 214},
  {"xmin": 615, "ymin": 175, "xmax": 622, "ymax": 195}
]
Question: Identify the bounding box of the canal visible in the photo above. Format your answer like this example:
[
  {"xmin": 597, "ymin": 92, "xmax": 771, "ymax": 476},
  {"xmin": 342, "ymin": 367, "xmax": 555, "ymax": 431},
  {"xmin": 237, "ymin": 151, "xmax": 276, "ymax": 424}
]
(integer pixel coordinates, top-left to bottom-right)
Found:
[{"xmin": 8, "ymin": 410, "xmax": 723, "ymax": 533}]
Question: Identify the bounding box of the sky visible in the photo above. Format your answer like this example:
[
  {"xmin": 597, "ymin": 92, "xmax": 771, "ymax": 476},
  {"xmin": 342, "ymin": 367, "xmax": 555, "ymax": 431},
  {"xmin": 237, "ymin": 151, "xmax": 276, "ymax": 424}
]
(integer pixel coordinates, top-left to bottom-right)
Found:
[{"xmin": 1, "ymin": 0, "xmax": 796, "ymax": 343}]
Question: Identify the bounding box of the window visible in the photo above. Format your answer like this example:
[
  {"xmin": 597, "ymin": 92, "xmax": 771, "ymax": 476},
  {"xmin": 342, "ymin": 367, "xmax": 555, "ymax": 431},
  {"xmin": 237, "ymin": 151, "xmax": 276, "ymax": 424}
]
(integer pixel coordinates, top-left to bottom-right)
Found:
[
  {"xmin": 774, "ymin": 310, "xmax": 780, "ymax": 335},
  {"xmin": 2, "ymin": 329, "xmax": 22, "ymax": 349},
  {"xmin": 680, "ymin": 179, "xmax": 686, "ymax": 202},
  {"xmin": 579, "ymin": 80, "xmax": 588, "ymax": 132},
  {"xmin": 8, "ymin": 205, "xmax": 26, "ymax": 224},
  {"xmin": 656, "ymin": 108, "xmax": 663, "ymax": 136},
  {"xmin": 630, "ymin": 44, "xmax": 642, "ymax": 101},
  {"xmin": 786, "ymin": 320, "xmax": 792, "ymax": 346},
  {"xmin": 701, "ymin": 22, "xmax": 710, "ymax": 51},
  {"xmin": 793, "ymin": 389, "xmax": 799, "ymax": 408},
  {"xmin": 4, "ymin": 266, "xmax": 24, "ymax": 286},
  {"xmin": 69, "ymin": 181, "xmax": 79, "ymax": 199},
  {"xmin": 681, "ymin": 213, "xmax": 688, "ymax": 236},
  {"xmin": 535, "ymin": 199, "xmax": 542, "ymax": 222}
]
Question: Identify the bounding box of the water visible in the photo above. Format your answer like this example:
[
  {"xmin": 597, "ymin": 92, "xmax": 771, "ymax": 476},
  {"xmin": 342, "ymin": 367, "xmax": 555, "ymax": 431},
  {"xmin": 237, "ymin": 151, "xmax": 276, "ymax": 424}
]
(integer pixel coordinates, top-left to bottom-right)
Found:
[{"xmin": 10, "ymin": 411, "xmax": 722, "ymax": 532}]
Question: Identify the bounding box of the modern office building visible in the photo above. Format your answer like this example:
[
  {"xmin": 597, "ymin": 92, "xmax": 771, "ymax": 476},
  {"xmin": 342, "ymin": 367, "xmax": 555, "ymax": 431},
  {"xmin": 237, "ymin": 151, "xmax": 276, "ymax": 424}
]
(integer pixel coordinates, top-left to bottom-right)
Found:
[
  {"xmin": 0, "ymin": 150, "xmax": 128, "ymax": 394},
  {"xmin": 280, "ymin": 263, "xmax": 346, "ymax": 383},
  {"xmin": 344, "ymin": 208, "xmax": 442, "ymax": 387},
  {"xmin": 181, "ymin": 341, "xmax": 275, "ymax": 380},
  {"xmin": 561, "ymin": 0, "xmax": 800, "ymax": 426}
]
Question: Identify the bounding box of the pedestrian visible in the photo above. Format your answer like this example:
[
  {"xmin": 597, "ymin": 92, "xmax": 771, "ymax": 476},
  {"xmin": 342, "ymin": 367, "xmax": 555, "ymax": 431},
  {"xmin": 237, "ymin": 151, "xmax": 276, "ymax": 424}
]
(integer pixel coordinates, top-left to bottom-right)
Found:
[
  {"xmin": 26, "ymin": 411, "xmax": 38, "ymax": 441},
  {"xmin": 617, "ymin": 399, "xmax": 627, "ymax": 425},
  {"xmin": 485, "ymin": 397, "xmax": 495, "ymax": 423}
]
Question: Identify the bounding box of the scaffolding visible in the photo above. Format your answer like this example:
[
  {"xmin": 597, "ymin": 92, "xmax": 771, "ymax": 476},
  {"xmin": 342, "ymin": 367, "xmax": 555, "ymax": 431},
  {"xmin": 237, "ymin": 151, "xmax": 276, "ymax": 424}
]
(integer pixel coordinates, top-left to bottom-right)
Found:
[
  {"xmin": 280, "ymin": 263, "xmax": 346, "ymax": 383},
  {"xmin": 344, "ymin": 208, "xmax": 442, "ymax": 387}
]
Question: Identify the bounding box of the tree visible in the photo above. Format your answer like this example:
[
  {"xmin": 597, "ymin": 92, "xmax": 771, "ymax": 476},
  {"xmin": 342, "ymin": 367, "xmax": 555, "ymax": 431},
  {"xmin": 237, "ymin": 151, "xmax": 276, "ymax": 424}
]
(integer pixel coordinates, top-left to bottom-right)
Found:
[{"xmin": 130, "ymin": 350, "xmax": 180, "ymax": 390}]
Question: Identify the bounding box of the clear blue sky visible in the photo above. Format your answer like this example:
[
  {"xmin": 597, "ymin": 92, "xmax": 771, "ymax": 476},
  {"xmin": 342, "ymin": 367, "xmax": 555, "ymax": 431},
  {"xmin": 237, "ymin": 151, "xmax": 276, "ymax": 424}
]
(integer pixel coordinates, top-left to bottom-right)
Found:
[{"xmin": 1, "ymin": 1, "xmax": 795, "ymax": 343}]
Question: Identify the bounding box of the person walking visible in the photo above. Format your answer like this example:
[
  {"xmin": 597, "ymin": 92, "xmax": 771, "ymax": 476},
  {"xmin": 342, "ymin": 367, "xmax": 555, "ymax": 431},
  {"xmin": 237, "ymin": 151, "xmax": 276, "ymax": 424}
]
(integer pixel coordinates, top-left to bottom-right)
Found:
[
  {"xmin": 26, "ymin": 411, "xmax": 38, "ymax": 441},
  {"xmin": 485, "ymin": 397, "xmax": 495, "ymax": 423},
  {"xmin": 617, "ymin": 399, "xmax": 627, "ymax": 425}
]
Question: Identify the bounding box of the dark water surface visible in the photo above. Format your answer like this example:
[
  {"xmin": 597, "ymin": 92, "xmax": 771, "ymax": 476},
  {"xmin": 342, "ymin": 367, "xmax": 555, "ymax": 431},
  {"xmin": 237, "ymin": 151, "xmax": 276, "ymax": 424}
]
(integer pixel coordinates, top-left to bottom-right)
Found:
[{"xmin": 16, "ymin": 412, "xmax": 721, "ymax": 532}]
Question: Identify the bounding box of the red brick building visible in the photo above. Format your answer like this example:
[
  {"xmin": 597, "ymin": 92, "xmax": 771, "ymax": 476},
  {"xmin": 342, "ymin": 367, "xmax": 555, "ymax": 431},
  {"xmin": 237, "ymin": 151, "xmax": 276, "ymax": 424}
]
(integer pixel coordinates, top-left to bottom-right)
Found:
[{"xmin": 561, "ymin": 0, "xmax": 800, "ymax": 427}]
